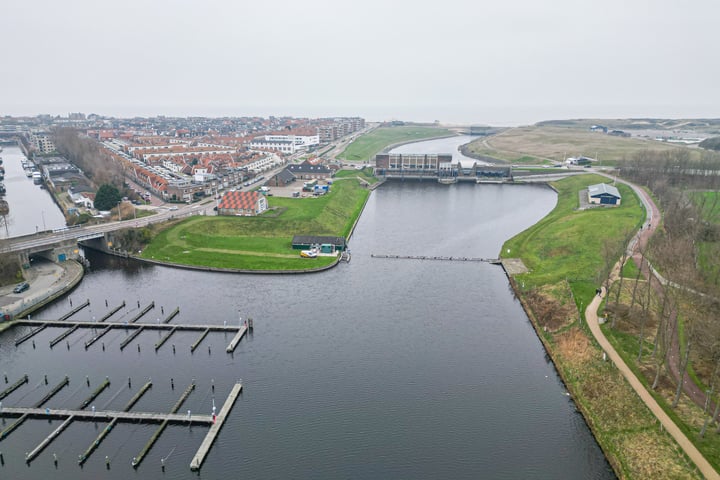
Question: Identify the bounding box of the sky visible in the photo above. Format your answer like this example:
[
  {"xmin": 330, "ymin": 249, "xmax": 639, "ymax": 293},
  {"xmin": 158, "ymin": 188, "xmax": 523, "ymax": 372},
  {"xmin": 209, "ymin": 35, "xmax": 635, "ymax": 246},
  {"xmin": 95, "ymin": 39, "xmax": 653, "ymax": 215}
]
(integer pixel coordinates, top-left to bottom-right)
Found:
[{"xmin": 1, "ymin": 0, "xmax": 719, "ymax": 125}]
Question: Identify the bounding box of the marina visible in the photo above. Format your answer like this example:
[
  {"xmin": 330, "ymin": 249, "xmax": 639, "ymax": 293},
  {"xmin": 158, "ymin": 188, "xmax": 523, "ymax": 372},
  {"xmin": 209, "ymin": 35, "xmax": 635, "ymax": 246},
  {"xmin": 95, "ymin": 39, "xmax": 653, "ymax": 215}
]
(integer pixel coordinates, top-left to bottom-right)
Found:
[{"xmin": 0, "ymin": 139, "xmax": 613, "ymax": 479}]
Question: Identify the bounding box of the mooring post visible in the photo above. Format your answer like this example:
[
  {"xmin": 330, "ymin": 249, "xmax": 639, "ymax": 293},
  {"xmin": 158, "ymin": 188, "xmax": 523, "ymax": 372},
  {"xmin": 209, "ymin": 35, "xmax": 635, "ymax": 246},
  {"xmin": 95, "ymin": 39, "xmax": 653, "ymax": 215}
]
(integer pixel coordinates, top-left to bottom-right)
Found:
[
  {"xmin": 106, "ymin": 455, "xmax": 110, "ymax": 469},
  {"xmin": 44, "ymin": 374, "xmax": 48, "ymax": 385},
  {"xmin": 161, "ymin": 458, "xmax": 165, "ymax": 471},
  {"xmin": 3, "ymin": 372, "xmax": 6, "ymax": 383},
  {"xmin": 86, "ymin": 376, "xmax": 90, "ymax": 387},
  {"xmin": 128, "ymin": 377, "xmax": 132, "ymax": 388},
  {"xmin": 171, "ymin": 378, "xmax": 174, "ymax": 389},
  {"xmin": 53, "ymin": 452, "xmax": 57, "ymax": 466}
]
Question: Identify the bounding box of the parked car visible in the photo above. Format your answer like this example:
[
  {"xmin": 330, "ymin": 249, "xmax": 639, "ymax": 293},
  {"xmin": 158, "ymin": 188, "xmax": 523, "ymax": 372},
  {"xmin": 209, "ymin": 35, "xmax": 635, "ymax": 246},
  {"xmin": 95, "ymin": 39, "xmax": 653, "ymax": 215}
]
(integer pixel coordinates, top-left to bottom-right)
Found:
[{"xmin": 13, "ymin": 282, "xmax": 29, "ymax": 293}]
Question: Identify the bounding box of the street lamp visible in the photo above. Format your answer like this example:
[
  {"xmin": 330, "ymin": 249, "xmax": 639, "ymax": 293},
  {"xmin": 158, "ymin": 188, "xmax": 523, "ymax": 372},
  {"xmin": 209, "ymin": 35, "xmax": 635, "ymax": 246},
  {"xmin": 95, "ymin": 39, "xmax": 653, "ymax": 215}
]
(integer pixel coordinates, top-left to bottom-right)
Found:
[
  {"xmin": 41, "ymin": 210, "xmax": 46, "ymax": 231},
  {"xmin": 117, "ymin": 201, "xmax": 122, "ymax": 221}
]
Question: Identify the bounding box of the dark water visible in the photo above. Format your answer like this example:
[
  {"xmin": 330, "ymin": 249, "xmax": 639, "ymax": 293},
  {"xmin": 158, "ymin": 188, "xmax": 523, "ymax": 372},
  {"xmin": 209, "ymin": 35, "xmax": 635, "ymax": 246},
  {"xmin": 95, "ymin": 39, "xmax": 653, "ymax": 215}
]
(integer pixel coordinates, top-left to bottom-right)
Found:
[
  {"xmin": 0, "ymin": 145, "xmax": 67, "ymax": 238},
  {"xmin": 0, "ymin": 181, "xmax": 615, "ymax": 479}
]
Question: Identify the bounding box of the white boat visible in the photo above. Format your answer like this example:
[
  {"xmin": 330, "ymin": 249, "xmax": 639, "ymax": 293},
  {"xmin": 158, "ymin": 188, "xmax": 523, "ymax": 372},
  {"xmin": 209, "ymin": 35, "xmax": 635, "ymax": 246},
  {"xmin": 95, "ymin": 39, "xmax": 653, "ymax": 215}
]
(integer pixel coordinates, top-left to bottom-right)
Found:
[
  {"xmin": 32, "ymin": 171, "xmax": 43, "ymax": 184},
  {"xmin": 300, "ymin": 250, "xmax": 318, "ymax": 258}
]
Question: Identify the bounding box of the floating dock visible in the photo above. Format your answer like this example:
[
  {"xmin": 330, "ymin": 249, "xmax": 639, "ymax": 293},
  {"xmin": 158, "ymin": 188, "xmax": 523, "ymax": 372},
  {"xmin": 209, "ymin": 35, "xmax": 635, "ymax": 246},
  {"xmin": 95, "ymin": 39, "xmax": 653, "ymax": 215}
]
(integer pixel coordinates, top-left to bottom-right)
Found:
[
  {"xmin": 57, "ymin": 299, "xmax": 90, "ymax": 321},
  {"xmin": 162, "ymin": 306, "xmax": 180, "ymax": 324},
  {"xmin": 0, "ymin": 406, "xmax": 212, "ymax": 424},
  {"xmin": 226, "ymin": 324, "xmax": 248, "ymax": 353},
  {"xmin": 190, "ymin": 382, "xmax": 242, "ymax": 471},
  {"xmin": 12, "ymin": 319, "xmax": 247, "ymax": 353},
  {"xmin": 25, "ymin": 415, "xmax": 74, "ymax": 463},
  {"xmin": 98, "ymin": 301, "xmax": 126, "ymax": 322},
  {"xmin": 128, "ymin": 301, "xmax": 155, "ymax": 323},
  {"xmin": 371, "ymin": 253, "xmax": 500, "ymax": 263},
  {"xmin": 0, "ymin": 374, "xmax": 28, "ymax": 400},
  {"xmin": 190, "ymin": 328, "xmax": 210, "ymax": 353}
]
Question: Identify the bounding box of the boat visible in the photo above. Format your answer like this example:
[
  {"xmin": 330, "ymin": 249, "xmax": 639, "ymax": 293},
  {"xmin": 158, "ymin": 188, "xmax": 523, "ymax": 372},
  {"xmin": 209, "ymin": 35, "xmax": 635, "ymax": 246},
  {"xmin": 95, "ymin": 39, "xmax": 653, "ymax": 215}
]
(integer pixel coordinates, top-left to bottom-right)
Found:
[
  {"xmin": 32, "ymin": 171, "xmax": 43, "ymax": 184},
  {"xmin": 300, "ymin": 250, "xmax": 318, "ymax": 258}
]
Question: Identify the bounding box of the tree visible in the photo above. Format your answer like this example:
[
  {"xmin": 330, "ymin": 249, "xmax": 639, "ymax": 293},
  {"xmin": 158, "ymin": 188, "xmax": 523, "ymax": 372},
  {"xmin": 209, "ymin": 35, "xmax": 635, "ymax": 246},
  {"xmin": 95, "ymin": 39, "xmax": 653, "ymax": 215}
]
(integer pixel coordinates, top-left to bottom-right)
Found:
[{"xmin": 94, "ymin": 184, "xmax": 122, "ymax": 211}]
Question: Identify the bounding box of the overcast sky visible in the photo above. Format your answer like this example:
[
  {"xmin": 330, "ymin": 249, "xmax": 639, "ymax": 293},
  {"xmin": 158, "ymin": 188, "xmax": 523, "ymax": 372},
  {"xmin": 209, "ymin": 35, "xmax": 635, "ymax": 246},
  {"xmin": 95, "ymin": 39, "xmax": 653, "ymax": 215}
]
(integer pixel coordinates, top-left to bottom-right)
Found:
[{"xmin": 1, "ymin": 0, "xmax": 718, "ymax": 124}]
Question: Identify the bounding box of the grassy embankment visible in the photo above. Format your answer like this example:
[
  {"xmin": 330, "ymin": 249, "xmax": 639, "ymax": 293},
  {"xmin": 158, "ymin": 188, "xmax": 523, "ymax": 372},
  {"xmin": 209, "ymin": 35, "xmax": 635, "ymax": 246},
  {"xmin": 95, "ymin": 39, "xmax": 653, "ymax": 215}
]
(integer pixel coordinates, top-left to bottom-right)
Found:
[
  {"xmin": 337, "ymin": 125, "xmax": 454, "ymax": 163},
  {"xmin": 502, "ymin": 174, "xmax": 702, "ymax": 479},
  {"xmin": 140, "ymin": 178, "xmax": 369, "ymax": 271},
  {"xmin": 333, "ymin": 167, "xmax": 379, "ymax": 185},
  {"xmin": 465, "ymin": 126, "xmax": 697, "ymax": 165}
]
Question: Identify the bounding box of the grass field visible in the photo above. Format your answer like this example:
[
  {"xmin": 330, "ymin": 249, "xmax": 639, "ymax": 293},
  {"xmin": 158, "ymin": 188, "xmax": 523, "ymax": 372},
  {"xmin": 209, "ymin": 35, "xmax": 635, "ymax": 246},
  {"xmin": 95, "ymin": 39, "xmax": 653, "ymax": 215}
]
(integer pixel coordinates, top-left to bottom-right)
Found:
[
  {"xmin": 501, "ymin": 174, "xmax": 705, "ymax": 478},
  {"xmin": 465, "ymin": 126, "xmax": 695, "ymax": 165},
  {"xmin": 337, "ymin": 126, "xmax": 453, "ymax": 162},
  {"xmin": 334, "ymin": 167, "xmax": 379, "ymax": 185},
  {"xmin": 689, "ymin": 191, "xmax": 720, "ymax": 284},
  {"xmin": 140, "ymin": 179, "xmax": 369, "ymax": 271}
]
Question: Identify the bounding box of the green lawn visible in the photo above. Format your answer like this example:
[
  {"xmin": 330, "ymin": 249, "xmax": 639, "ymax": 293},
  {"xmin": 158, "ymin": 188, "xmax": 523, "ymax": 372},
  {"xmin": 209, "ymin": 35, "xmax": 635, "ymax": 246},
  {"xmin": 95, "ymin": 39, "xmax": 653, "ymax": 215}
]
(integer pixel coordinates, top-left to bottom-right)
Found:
[
  {"xmin": 141, "ymin": 179, "xmax": 369, "ymax": 271},
  {"xmin": 503, "ymin": 174, "xmax": 644, "ymax": 298},
  {"xmin": 334, "ymin": 167, "xmax": 379, "ymax": 185},
  {"xmin": 337, "ymin": 126, "xmax": 454, "ymax": 162}
]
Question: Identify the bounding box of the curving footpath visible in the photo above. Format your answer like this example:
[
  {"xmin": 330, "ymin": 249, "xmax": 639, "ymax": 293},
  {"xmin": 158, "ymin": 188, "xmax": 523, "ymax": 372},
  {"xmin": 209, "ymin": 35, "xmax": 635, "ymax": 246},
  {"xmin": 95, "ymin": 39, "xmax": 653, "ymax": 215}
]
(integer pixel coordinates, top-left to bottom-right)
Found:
[{"xmin": 587, "ymin": 174, "xmax": 719, "ymax": 479}]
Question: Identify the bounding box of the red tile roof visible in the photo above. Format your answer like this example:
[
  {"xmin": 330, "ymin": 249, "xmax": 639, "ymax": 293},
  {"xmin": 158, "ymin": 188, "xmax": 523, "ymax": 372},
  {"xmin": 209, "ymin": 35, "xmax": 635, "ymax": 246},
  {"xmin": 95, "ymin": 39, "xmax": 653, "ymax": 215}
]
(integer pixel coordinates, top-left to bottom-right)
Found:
[{"xmin": 218, "ymin": 191, "xmax": 262, "ymax": 211}]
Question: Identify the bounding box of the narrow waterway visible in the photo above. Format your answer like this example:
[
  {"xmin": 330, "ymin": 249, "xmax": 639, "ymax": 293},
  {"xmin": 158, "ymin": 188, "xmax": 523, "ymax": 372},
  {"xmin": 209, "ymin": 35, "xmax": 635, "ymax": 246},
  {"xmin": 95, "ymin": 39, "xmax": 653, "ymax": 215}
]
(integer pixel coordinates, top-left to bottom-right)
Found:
[
  {"xmin": 390, "ymin": 134, "xmax": 488, "ymax": 166},
  {"xmin": 0, "ymin": 145, "xmax": 66, "ymax": 238},
  {"xmin": 0, "ymin": 145, "xmax": 614, "ymax": 478}
]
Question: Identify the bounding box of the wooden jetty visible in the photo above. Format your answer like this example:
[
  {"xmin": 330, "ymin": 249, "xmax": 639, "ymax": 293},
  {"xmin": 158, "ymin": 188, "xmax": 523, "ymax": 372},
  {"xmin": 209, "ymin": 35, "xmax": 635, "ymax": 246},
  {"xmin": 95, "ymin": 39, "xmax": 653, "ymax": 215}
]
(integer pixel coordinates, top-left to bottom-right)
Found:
[
  {"xmin": 163, "ymin": 306, "xmax": 180, "ymax": 324},
  {"xmin": 78, "ymin": 378, "xmax": 110, "ymax": 410},
  {"xmin": 371, "ymin": 253, "xmax": 501, "ymax": 263},
  {"xmin": 0, "ymin": 374, "xmax": 28, "ymax": 401},
  {"xmin": 98, "ymin": 301, "xmax": 126, "ymax": 322},
  {"xmin": 57, "ymin": 299, "xmax": 90, "ymax": 321},
  {"xmin": 0, "ymin": 376, "xmax": 69, "ymax": 441},
  {"xmin": 226, "ymin": 324, "xmax": 248, "ymax": 353},
  {"xmin": 132, "ymin": 381, "xmax": 195, "ymax": 468},
  {"xmin": 35, "ymin": 376, "xmax": 69, "ymax": 408},
  {"xmin": 0, "ymin": 406, "xmax": 212, "ymax": 424},
  {"xmin": 84, "ymin": 325, "xmax": 112, "ymax": 349},
  {"xmin": 1, "ymin": 381, "xmax": 242, "ymax": 471},
  {"xmin": 119, "ymin": 326, "xmax": 145, "ymax": 350},
  {"xmin": 190, "ymin": 382, "xmax": 243, "ymax": 471},
  {"xmin": 14, "ymin": 325, "xmax": 47, "ymax": 346},
  {"xmin": 190, "ymin": 328, "xmax": 210, "ymax": 353},
  {"xmin": 128, "ymin": 301, "xmax": 155, "ymax": 323},
  {"xmin": 25, "ymin": 415, "xmax": 74, "ymax": 463},
  {"xmin": 11, "ymin": 320, "xmax": 248, "ymax": 353},
  {"xmin": 49, "ymin": 324, "xmax": 79, "ymax": 347},
  {"xmin": 154, "ymin": 326, "xmax": 177, "ymax": 351}
]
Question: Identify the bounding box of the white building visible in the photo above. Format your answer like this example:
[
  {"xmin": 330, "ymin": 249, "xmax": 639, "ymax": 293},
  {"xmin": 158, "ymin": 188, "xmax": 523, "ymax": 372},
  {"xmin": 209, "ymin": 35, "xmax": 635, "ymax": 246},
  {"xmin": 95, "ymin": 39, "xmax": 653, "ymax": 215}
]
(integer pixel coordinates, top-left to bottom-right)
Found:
[{"xmin": 249, "ymin": 134, "xmax": 319, "ymax": 154}]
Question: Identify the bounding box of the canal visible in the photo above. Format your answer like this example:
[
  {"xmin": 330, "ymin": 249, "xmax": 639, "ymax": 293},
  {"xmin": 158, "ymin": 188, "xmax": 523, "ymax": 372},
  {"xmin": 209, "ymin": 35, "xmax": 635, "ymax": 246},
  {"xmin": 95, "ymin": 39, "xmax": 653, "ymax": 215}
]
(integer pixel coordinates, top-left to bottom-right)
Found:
[
  {"xmin": 0, "ymin": 143, "xmax": 615, "ymax": 479},
  {"xmin": 0, "ymin": 145, "xmax": 66, "ymax": 238}
]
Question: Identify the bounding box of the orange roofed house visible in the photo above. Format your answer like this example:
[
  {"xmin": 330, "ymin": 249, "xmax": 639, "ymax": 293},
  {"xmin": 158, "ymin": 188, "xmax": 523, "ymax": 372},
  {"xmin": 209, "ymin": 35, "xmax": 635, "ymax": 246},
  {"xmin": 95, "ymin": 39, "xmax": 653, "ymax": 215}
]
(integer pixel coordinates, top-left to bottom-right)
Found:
[{"xmin": 217, "ymin": 191, "xmax": 268, "ymax": 216}]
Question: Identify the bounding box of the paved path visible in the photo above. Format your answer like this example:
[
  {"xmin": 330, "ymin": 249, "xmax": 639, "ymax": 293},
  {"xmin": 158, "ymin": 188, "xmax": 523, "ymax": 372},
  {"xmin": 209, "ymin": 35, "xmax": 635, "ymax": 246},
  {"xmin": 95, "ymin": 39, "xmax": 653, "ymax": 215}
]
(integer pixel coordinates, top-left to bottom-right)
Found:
[
  {"xmin": 586, "ymin": 289, "xmax": 719, "ymax": 479},
  {"xmin": 587, "ymin": 175, "xmax": 719, "ymax": 479}
]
